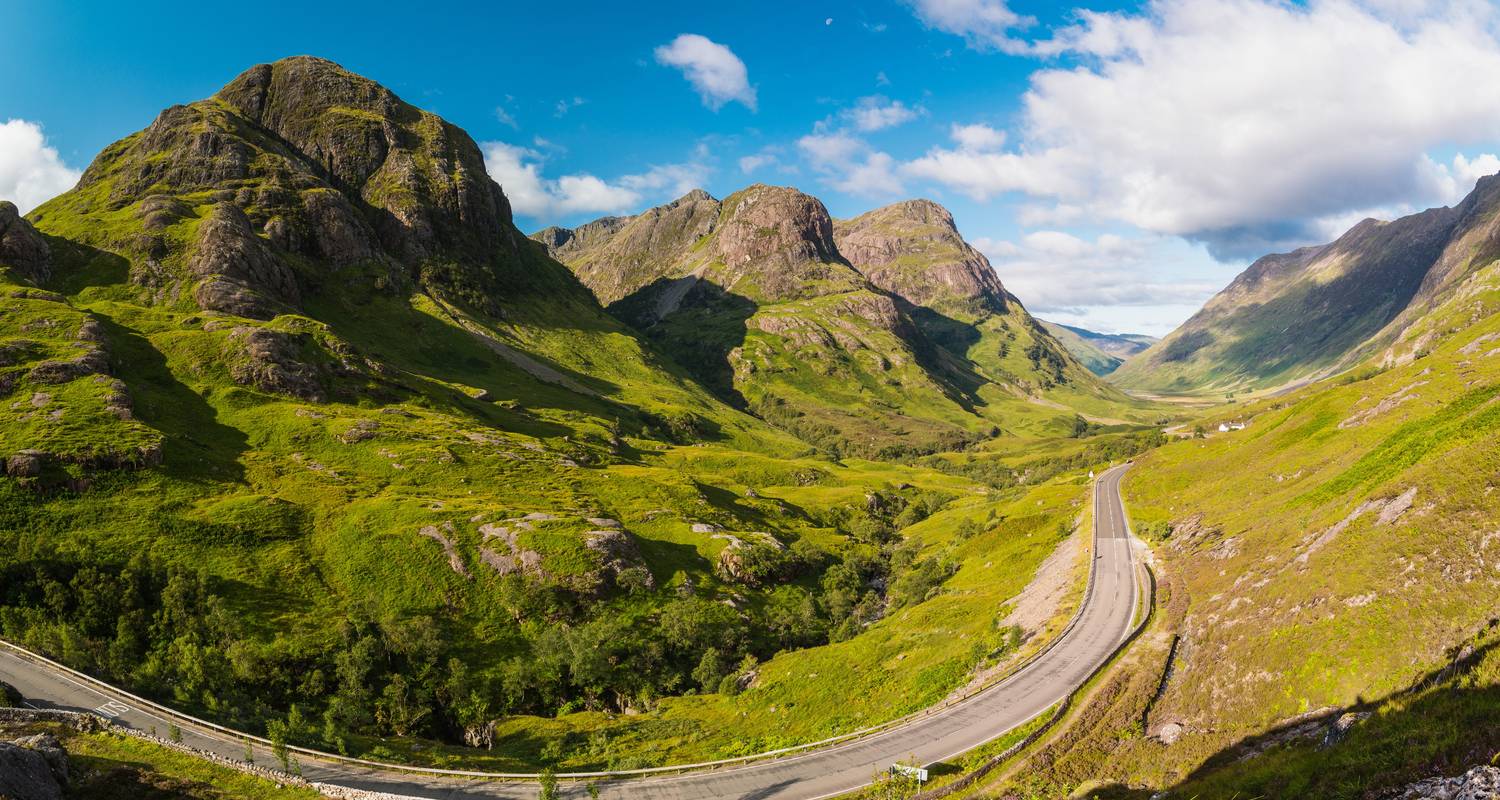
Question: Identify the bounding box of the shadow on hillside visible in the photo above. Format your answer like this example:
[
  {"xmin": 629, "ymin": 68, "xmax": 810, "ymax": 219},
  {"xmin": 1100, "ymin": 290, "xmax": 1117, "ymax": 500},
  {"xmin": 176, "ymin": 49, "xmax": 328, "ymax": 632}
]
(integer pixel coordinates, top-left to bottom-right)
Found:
[
  {"xmin": 898, "ymin": 300, "xmax": 995, "ymax": 415},
  {"xmin": 1201, "ymin": 235, "xmax": 1448, "ymax": 381},
  {"xmin": 96, "ymin": 316, "xmax": 249, "ymax": 483},
  {"xmin": 1083, "ymin": 630, "xmax": 1500, "ymax": 800},
  {"xmin": 609, "ymin": 276, "xmax": 755, "ymax": 410}
]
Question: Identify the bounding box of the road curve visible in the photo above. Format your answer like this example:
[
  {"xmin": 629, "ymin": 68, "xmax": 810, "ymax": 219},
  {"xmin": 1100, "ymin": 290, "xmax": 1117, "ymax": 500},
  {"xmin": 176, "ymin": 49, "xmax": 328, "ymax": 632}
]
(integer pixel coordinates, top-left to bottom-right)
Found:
[{"xmin": 0, "ymin": 465, "xmax": 1140, "ymax": 800}]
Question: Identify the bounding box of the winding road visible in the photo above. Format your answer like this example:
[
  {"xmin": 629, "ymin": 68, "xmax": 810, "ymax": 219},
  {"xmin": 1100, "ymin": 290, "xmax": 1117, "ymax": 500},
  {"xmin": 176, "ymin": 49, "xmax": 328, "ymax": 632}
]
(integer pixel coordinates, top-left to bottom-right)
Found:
[{"xmin": 0, "ymin": 464, "xmax": 1141, "ymax": 800}]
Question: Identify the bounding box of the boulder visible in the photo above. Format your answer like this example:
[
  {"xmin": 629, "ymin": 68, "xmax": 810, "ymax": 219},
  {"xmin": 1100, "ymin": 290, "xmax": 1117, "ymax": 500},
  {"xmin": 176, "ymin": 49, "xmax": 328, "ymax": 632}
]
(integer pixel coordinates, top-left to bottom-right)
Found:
[
  {"xmin": 5, "ymin": 450, "xmax": 48, "ymax": 478},
  {"xmin": 0, "ymin": 733, "xmax": 67, "ymax": 800}
]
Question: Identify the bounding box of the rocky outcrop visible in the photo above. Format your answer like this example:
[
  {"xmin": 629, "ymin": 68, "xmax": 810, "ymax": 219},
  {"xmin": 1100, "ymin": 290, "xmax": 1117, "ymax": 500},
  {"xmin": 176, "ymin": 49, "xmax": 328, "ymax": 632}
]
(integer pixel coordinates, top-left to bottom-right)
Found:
[
  {"xmin": 225, "ymin": 326, "xmax": 327, "ymax": 402},
  {"xmin": 0, "ymin": 202, "xmax": 51, "ymax": 286},
  {"xmin": 188, "ymin": 203, "xmax": 299, "ymax": 318},
  {"xmin": 834, "ymin": 199, "xmax": 1012, "ymax": 316},
  {"xmin": 0, "ymin": 732, "xmax": 68, "ymax": 800},
  {"xmin": 25, "ymin": 318, "xmax": 111, "ymax": 384},
  {"xmin": 479, "ymin": 514, "xmax": 651, "ymax": 595},
  {"xmin": 1390, "ymin": 765, "xmax": 1500, "ymax": 800}
]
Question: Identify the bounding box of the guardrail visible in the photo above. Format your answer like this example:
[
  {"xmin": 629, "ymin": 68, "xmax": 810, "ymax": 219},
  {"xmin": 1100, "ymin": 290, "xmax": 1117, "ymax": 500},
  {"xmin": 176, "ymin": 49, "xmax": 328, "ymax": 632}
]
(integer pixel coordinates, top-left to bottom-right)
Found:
[{"xmin": 0, "ymin": 466, "xmax": 1131, "ymax": 785}]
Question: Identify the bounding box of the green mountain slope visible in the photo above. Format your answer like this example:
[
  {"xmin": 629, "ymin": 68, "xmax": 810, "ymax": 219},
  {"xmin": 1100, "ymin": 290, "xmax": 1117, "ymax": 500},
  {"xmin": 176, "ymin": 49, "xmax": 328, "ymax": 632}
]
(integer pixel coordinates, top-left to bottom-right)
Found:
[
  {"xmin": 537, "ymin": 192, "xmax": 1150, "ymax": 456},
  {"xmin": 1114, "ymin": 176, "xmax": 1500, "ymax": 395},
  {"xmin": 1039, "ymin": 320, "xmax": 1156, "ymax": 376},
  {"xmin": 997, "ymin": 243, "xmax": 1500, "ymax": 797}
]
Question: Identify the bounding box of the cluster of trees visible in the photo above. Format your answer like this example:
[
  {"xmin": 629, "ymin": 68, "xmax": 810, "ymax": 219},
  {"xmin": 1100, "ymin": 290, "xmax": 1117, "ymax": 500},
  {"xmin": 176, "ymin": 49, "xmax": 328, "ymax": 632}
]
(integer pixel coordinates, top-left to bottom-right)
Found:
[{"xmin": 0, "ymin": 481, "xmax": 975, "ymax": 760}]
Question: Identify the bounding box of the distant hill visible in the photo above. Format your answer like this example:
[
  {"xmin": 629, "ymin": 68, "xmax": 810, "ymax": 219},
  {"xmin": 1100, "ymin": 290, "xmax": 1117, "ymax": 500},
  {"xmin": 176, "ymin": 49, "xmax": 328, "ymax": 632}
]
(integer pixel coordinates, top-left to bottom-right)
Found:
[
  {"xmin": 1113, "ymin": 175, "xmax": 1500, "ymax": 394},
  {"xmin": 1039, "ymin": 321, "xmax": 1157, "ymax": 376}
]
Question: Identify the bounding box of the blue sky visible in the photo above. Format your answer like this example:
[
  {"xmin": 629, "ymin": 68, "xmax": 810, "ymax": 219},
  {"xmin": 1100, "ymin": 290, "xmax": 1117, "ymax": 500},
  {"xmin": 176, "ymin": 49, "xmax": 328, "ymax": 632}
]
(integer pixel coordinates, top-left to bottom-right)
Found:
[{"xmin": 6, "ymin": 0, "xmax": 1500, "ymax": 335}]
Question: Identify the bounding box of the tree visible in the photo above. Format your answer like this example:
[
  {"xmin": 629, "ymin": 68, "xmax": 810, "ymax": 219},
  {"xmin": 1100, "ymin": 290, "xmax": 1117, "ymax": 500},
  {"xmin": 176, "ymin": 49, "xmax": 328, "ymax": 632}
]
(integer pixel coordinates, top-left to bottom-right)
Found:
[
  {"xmin": 692, "ymin": 647, "xmax": 724, "ymax": 691},
  {"xmin": 267, "ymin": 718, "xmax": 291, "ymax": 771}
]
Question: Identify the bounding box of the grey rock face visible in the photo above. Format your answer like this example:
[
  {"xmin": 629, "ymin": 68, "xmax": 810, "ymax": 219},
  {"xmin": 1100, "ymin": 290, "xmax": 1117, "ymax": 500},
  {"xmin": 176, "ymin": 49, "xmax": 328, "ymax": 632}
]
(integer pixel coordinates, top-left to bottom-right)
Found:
[
  {"xmin": 226, "ymin": 326, "xmax": 328, "ymax": 402},
  {"xmin": 215, "ymin": 56, "xmax": 518, "ymax": 266},
  {"xmin": 189, "ymin": 203, "xmax": 298, "ymax": 318},
  {"xmin": 0, "ymin": 201, "xmax": 52, "ymax": 286},
  {"xmin": 1392, "ymin": 765, "xmax": 1500, "ymax": 800},
  {"xmin": 834, "ymin": 198, "xmax": 1012, "ymax": 316},
  {"xmin": 0, "ymin": 733, "xmax": 68, "ymax": 800}
]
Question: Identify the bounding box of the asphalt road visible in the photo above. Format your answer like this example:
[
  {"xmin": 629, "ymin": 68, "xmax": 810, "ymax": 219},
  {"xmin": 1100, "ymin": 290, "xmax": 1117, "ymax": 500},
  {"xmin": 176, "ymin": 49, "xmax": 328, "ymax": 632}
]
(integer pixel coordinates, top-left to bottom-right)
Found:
[{"xmin": 0, "ymin": 464, "xmax": 1140, "ymax": 800}]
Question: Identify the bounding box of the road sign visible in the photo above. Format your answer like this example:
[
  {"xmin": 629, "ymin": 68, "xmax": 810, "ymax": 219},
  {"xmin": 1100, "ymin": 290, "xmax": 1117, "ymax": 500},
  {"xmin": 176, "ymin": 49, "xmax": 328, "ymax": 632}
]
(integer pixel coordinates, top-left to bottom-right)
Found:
[{"xmin": 891, "ymin": 763, "xmax": 929, "ymax": 782}]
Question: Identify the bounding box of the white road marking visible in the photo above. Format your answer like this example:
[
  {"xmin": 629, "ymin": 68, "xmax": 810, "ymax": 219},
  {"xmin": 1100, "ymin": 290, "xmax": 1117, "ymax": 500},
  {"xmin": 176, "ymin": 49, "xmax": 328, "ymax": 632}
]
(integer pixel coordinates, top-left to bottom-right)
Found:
[{"xmin": 94, "ymin": 700, "xmax": 132, "ymax": 718}]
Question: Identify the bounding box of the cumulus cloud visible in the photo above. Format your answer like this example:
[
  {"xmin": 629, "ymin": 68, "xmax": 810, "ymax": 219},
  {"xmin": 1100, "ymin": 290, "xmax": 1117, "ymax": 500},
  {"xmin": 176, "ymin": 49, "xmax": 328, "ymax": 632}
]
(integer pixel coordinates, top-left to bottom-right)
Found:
[
  {"xmin": 739, "ymin": 153, "xmax": 778, "ymax": 174},
  {"xmin": 482, "ymin": 142, "xmax": 709, "ymax": 220},
  {"xmin": 949, "ymin": 123, "xmax": 1006, "ymax": 152},
  {"xmin": 903, "ymin": 0, "xmax": 1035, "ymax": 53},
  {"xmin": 0, "ymin": 120, "xmax": 81, "ymax": 214},
  {"xmin": 903, "ymin": 0, "xmax": 1500, "ymax": 260},
  {"xmin": 654, "ymin": 34, "xmax": 757, "ymax": 111},
  {"xmin": 844, "ymin": 96, "xmax": 924, "ymax": 132},
  {"xmin": 974, "ymin": 231, "xmax": 1219, "ymax": 316},
  {"xmin": 798, "ymin": 132, "xmax": 904, "ymax": 196}
]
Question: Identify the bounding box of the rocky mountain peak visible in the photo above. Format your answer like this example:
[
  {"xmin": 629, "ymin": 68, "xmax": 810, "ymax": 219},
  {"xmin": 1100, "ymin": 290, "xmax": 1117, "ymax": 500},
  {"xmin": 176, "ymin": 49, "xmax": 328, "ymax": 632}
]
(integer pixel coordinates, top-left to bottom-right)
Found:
[
  {"xmin": 214, "ymin": 56, "xmax": 516, "ymax": 265},
  {"xmin": 713, "ymin": 185, "xmax": 841, "ymax": 271},
  {"xmin": 34, "ymin": 56, "xmax": 554, "ymax": 319},
  {"xmin": 834, "ymin": 197, "xmax": 1010, "ymax": 316},
  {"xmin": 671, "ymin": 188, "xmax": 715, "ymax": 206}
]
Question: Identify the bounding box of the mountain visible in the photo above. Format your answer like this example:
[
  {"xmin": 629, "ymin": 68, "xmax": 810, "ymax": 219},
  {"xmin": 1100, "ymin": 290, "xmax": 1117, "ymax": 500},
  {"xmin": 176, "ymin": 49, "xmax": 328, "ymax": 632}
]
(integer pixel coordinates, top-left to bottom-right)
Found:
[
  {"xmin": 536, "ymin": 192, "xmax": 1144, "ymax": 455},
  {"xmin": 1039, "ymin": 321, "xmax": 1157, "ymax": 376},
  {"xmin": 1113, "ymin": 176, "xmax": 1500, "ymax": 395}
]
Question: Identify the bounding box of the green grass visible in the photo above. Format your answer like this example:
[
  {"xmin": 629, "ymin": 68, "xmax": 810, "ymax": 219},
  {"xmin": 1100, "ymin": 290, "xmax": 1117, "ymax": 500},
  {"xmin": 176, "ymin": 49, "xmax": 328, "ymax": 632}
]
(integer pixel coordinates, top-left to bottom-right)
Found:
[{"xmin": 1072, "ymin": 257, "xmax": 1500, "ymax": 793}]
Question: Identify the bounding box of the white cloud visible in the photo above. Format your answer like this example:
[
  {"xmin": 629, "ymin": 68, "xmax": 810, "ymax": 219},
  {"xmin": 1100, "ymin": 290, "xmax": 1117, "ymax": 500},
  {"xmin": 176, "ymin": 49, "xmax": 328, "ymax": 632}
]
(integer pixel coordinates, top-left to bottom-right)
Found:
[
  {"xmin": 844, "ymin": 96, "xmax": 924, "ymax": 132},
  {"xmin": 902, "ymin": 0, "xmax": 1500, "ymax": 259},
  {"xmin": 739, "ymin": 153, "xmax": 778, "ymax": 174},
  {"xmin": 482, "ymin": 142, "xmax": 709, "ymax": 221},
  {"xmin": 903, "ymin": 0, "xmax": 1035, "ymax": 53},
  {"xmin": 837, "ymin": 152, "xmax": 904, "ymax": 195},
  {"xmin": 654, "ymin": 34, "xmax": 757, "ymax": 111},
  {"xmin": 797, "ymin": 132, "xmax": 904, "ymax": 197},
  {"xmin": 948, "ymin": 122, "xmax": 1006, "ymax": 152},
  {"xmin": 1432, "ymin": 151, "xmax": 1500, "ymax": 202},
  {"xmin": 974, "ymin": 231, "xmax": 1220, "ymax": 318},
  {"xmin": 797, "ymin": 131, "xmax": 864, "ymax": 165},
  {"xmin": 619, "ymin": 161, "xmax": 712, "ymax": 196},
  {"xmin": 0, "ymin": 120, "xmax": 81, "ymax": 214}
]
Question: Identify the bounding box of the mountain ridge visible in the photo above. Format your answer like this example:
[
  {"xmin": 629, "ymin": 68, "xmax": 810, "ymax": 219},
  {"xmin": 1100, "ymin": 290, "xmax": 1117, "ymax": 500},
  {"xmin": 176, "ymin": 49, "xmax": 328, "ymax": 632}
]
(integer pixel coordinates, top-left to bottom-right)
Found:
[
  {"xmin": 1113, "ymin": 175, "xmax": 1500, "ymax": 394},
  {"xmin": 535, "ymin": 187, "xmax": 1144, "ymax": 454}
]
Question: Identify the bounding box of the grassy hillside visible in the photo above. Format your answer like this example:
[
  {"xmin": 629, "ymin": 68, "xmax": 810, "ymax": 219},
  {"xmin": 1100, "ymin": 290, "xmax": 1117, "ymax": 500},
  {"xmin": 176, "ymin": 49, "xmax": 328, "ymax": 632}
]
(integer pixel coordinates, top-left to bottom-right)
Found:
[{"xmin": 981, "ymin": 246, "xmax": 1500, "ymax": 798}]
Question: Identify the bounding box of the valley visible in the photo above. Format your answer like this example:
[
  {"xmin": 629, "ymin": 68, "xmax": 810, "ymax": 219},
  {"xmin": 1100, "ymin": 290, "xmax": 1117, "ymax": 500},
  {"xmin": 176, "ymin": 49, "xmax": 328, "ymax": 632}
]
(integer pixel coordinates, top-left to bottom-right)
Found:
[{"xmin": 1, "ymin": 27, "xmax": 1499, "ymax": 800}]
